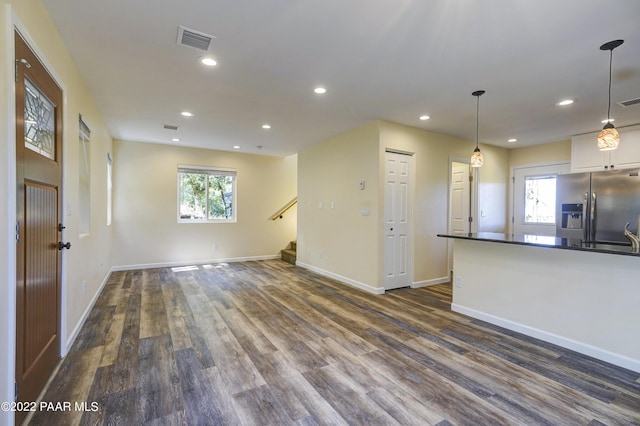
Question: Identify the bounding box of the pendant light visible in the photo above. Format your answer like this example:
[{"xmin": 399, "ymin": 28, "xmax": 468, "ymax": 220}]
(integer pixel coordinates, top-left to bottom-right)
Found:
[
  {"xmin": 597, "ymin": 39, "xmax": 624, "ymax": 151},
  {"xmin": 470, "ymin": 90, "xmax": 485, "ymax": 167}
]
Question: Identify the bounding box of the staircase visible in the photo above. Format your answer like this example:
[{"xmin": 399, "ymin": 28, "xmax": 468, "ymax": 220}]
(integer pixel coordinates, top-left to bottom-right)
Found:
[{"xmin": 281, "ymin": 241, "xmax": 297, "ymax": 265}]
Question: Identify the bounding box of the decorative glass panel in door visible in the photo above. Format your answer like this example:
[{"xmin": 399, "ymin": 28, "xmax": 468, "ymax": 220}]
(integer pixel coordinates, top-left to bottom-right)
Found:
[{"xmin": 24, "ymin": 78, "xmax": 55, "ymax": 160}]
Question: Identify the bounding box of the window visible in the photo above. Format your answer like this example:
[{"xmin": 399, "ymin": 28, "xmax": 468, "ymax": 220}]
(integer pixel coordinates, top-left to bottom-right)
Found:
[
  {"xmin": 524, "ymin": 175, "xmax": 556, "ymax": 224},
  {"xmin": 178, "ymin": 165, "xmax": 237, "ymax": 222},
  {"xmin": 78, "ymin": 116, "xmax": 91, "ymax": 235},
  {"xmin": 107, "ymin": 153, "xmax": 112, "ymax": 226}
]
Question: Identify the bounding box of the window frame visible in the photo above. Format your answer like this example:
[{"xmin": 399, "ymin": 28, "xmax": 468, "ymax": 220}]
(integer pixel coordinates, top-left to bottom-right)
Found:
[
  {"xmin": 177, "ymin": 164, "xmax": 237, "ymax": 223},
  {"xmin": 523, "ymin": 174, "xmax": 557, "ymax": 225},
  {"xmin": 107, "ymin": 153, "xmax": 112, "ymax": 226},
  {"xmin": 78, "ymin": 115, "xmax": 91, "ymax": 236},
  {"xmin": 512, "ymin": 162, "xmax": 570, "ymax": 236}
]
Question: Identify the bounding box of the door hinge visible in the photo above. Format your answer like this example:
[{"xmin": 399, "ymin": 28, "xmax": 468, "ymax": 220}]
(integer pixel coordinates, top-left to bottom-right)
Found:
[
  {"xmin": 468, "ymin": 216, "xmax": 473, "ymax": 223},
  {"xmin": 16, "ymin": 221, "xmax": 19, "ymax": 242},
  {"xmin": 469, "ymin": 175, "xmax": 473, "ymax": 182},
  {"xmin": 14, "ymin": 381, "xmax": 18, "ymax": 402}
]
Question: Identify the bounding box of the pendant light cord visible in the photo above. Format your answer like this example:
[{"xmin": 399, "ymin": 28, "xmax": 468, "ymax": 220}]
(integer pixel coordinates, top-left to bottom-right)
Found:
[
  {"xmin": 475, "ymin": 95, "xmax": 480, "ymax": 149},
  {"xmin": 607, "ymin": 49, "xmax": 613, "ymax": 121}
]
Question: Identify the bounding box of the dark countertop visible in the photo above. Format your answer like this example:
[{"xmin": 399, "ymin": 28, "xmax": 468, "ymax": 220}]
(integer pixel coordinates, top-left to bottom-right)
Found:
[{"xmin": 437, "ymin": 232, "xmax": 640, "ymax": 257}]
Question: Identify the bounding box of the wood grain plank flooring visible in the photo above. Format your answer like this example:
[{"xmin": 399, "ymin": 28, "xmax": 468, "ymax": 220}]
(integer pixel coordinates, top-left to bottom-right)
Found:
[{"xmin": 28, "ymin": 259, "xmax": 640, "ymax": 425}]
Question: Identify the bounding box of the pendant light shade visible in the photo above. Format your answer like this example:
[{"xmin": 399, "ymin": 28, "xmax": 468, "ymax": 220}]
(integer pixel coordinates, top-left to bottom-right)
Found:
[
  {"xmin": 597, "ymin": 124, "xmax": 620, "ymax": 151},
  {"xmin": 471, "ymin": 147, "xmax": 483, "ymax": 168},
  {"xmin": 470, "ymin": 90, "xmax": 485, "ymax": 167},
  {"xmin": 597, "ymin": 39, "xmax": 624, "ymax": 151}
]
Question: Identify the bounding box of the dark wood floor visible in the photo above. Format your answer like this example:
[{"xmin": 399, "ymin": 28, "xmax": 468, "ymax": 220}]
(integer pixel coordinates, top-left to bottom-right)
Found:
[{"xmin": 28, "ymin": 260, "xmax": 640, "ymax": 425}]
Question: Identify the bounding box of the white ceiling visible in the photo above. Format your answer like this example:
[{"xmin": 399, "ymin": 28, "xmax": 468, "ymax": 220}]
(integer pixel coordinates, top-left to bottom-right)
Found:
[{"xmin": 41, "ymin": 0, "xmax": 640, "ymax": 157}]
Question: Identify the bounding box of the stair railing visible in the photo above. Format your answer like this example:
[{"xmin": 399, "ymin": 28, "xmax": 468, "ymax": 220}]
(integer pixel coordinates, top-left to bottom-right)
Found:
[{"xmin": 270, "ymin": 197, "xmax": 297, "ymax": 220}]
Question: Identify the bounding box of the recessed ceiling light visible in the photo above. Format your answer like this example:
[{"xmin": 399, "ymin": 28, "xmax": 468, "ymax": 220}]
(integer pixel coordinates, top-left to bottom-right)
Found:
[
  {"xmin": 181, "ymin": 111, "xmax": 193, "ymax": 117},
  {"xmin": 172, "ymin": 138, "xmax": 181, "ymax": 142},
  {"xmin": 314, "ymin": 87, "xmax": 327, "ymax": 94},
  {"xmin": 508, "ymin": 138, "xmax": 518, "ymax": 143},
  {"xmin": 201, "ymin": 57, "xmax": 217, "ymax": 67},
  {"xmin": 262, "ymin": 124, "xmax": 271, "ymax": 129},
  {"xmin": 557, "ymin": 99, "xmax": 574, "ymax": 106},
  {"xmin": 419, "ymin": 115, "xmax": 430, "ymax": 121},
  {"xmin": 233, "ymin": 145, "xmax": 240, "ymax": 149},
  {"xmin": 601, "ymin": 118, "xmax": 615, "ymax": 124}
]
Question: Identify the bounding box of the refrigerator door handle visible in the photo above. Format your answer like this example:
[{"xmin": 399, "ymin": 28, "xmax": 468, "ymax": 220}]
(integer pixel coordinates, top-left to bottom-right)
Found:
[
  {"xmin": 583, "ymin": 192, "xmax": 589, "ymax": 241},
  {"xmin": 591, "ymin": 192, "xmax": 597, "ymax": 242}
]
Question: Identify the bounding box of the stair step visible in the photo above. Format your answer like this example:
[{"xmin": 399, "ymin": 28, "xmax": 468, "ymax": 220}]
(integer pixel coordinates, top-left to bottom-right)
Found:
[
  {"xmin": 290, "ymin": 241, "xmax": 297, "ymax": 250},
  {"xmin": 281, "ymin": 248, "xmax": 297, "ymax": 265}
]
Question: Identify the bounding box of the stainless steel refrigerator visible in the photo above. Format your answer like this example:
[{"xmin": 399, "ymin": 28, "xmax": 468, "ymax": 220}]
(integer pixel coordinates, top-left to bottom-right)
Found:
[{"xmin": 556, "ymin": 169, "xmax": 640, "ymax": 244}]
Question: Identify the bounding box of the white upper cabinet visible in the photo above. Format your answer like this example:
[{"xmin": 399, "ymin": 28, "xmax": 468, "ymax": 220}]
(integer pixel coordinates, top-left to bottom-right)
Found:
[{"xmin": 571, "ymin": 125, "xmax": 640, "ymax": 172}]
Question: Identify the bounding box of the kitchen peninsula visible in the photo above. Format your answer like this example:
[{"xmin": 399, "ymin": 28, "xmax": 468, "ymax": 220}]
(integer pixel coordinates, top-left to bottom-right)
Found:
[{"xmin": 438, "ymin": 232, "xmax": 640, "ymax": 373}]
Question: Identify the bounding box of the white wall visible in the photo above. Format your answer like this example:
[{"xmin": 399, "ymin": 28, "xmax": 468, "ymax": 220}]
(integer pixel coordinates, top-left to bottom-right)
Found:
[
  {"xmin": 1, "ymin": 2, "xmax": 114, "ymax": 424},
  {"xmin": 452, "ymin": 239, "xmax": 640, "ymax": 372},
  {"xmin": 112, "ymin": 140, "xmax": 297, "ymax": 268}
]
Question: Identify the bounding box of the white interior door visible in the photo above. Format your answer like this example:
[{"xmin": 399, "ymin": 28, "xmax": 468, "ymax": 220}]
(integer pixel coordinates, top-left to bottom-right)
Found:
[
  {"xmin": 448, "ymin": 162, "xmax": 470, "ymax": 272},
  {"xmin": 384, "ymin": 151, "xmax": 413, "ymax": 290},
  {"xmin": 451, "ymin": 163, "xmax": 470, "ymax": 235}
]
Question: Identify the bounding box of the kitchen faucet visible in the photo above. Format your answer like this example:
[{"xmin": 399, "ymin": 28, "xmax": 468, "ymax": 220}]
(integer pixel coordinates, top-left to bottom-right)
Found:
[{"xmin": 623, "ymin": 217, "xmax": 640, "ymax": 252}]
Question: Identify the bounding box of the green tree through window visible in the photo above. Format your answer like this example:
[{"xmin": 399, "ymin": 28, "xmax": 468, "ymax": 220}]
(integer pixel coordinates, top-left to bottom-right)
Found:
[
  {"xmin": 178, "ymin": 166, "xmax": 236, "ymax": 222},
  {"xmin": 524, "ymin": 175, "xmax": 556, "ymax": 224}
]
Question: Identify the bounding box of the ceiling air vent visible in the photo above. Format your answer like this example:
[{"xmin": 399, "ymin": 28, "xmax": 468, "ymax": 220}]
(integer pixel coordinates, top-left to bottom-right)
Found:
[
  {"xmin": 177, "ymin": 25, "xmax": 214, "ymax": 51},
  {"xmin": 618, "ymin": 96, "xmax": 640, "ymax": 108},
  {"xmin": 163, "ymin": 124, "xmax": 179, "ymax": 131}
]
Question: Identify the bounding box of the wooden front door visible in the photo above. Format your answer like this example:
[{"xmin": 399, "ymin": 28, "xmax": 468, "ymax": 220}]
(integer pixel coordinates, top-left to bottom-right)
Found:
[{"xmin": 15, "ymin": 31, "xmax": 64, "ymax": 422}]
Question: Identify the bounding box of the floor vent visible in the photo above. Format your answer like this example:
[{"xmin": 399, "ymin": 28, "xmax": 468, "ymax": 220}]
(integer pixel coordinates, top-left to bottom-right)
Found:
[
  {"xmin": 163, "ymin": 124, "xmax": 179, "ymax": 131},
  {"xmin": 177, "ymin": 25, "xmax": 214, "ymax": 51},
  {"xmin": 618, "ymin": 96, "xmax": 640, "ymax": 108}
]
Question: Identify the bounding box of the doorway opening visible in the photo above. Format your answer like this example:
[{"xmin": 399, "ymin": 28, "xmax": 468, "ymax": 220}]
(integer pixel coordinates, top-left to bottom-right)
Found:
[{"xmin": 448, "ymin": 160, "xmax": 472, "ymax": 273}]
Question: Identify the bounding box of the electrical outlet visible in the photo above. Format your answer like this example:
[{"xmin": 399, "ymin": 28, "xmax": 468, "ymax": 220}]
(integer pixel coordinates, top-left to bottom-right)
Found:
[{"xmin": 454, "ymin": 277, "xmax": 462, "ymax": 288}]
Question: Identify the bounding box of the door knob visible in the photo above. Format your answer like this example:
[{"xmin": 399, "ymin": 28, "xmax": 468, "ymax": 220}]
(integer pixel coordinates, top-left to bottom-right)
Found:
[{"xmin": 58, "ymin": 242, "xmax": 71, "ymax": 250}]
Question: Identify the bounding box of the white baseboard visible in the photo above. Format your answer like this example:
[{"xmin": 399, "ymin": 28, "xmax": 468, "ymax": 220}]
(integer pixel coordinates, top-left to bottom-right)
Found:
[
  {"xmin": 412, "ymin": 276, "xmax": 449, "ymax": 288},
  {"xmin": 295, "ymin": 262, "xmax": 385, "ymax": 295},
  {"xmin": 65, "ymin": 270, "xmax": 111, "ymax": 352},
  {"xmin": 452, "ymin": 304, "xmax": 640, "ymax": 373},
  {"xmin": 111, "ymin": 254, "xmax": 280, "ymax": 272}
]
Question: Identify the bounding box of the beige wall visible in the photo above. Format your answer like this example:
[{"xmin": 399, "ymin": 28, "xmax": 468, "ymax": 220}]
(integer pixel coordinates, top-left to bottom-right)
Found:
[
  {"xmin": 297, "ymin": 122, "xmax": 381, "ymax": 290},
  {"xmin": 379, "ymin": 121, "xmax": 509, "ymax": 284},
  {"xmin": 509, "ymin": 139, "xmax": 571, "ymax": 168},
  {"xmin": 298, "ymin": 120, "xmax": 510, "ymax": 291},
  {"xmin": 1, "ymin": 1, "xmax": 114, "ymax": 422},
  {"xmin": 112, "ymin": 140, "xmax": 297, "ymax": 267}
]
